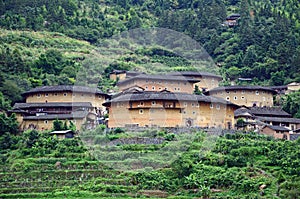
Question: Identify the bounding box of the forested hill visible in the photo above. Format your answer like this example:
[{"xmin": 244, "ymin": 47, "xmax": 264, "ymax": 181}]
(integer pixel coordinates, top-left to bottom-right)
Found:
[{"xmin": 0, "ymin": 0, "xmax": 300, "ymax": 104}]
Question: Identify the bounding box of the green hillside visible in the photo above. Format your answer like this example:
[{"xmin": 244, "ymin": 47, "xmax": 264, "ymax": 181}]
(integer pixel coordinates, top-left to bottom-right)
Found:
[
  {"xmin": 1, "ymin": 129, "xmax": 300, "ymax": 198},
  {"xmin": 1, "ymin": 0, "xmax": 300, "ymax": 105},
  {"xmin": 1, "ymin": 0, "xmax": 300, "ymax": 198}
]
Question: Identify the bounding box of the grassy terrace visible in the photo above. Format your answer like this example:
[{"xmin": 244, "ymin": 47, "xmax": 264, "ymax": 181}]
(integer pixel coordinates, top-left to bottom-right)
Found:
[{"xmin": 1, "ymin": 128, "xmax": 300, "ymax": 198}]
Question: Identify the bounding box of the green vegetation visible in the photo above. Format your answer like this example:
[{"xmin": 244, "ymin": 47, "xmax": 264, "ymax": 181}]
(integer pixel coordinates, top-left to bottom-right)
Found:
[
  {"xmin": 1, "ymin": 0, "xmax": 300, "ymax": 197},
  {"xmin": 0, "ymin": 0, "xmax": 299, "ymax": 106},
  {"xmin": 1, "ymin": 129, "xmax": 300, "ymax": 198}
]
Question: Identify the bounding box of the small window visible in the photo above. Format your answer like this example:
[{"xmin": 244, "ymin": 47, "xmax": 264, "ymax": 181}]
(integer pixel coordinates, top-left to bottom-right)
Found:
[
  {"xmin": 241, "ymin": 90, "xmax": 245, "ymax": 94},
  {"xmin": 37, "ymin": 94, "xmax": 41, "ymax": 98},
  {"xmin": 63, "ymin": 93, "xmax": 67, "ymax": 96},
  {"xmin": 183, "ymin": 111, "xmax": 186, "ymax": 114},
  {"xmin": 210, "ymin": 104, "xmax": 213, "ymax": 109},
  {"xmin": 152, "ymin": 101, "xmax": 156, "ymax": 105},
  {"xmin": 193, "ymin": 111, "xmax": 196, "ymax": 115},
  {"xmin": 241, "ymin": 96, "xmax": 245, "ymax": 100},
  {"xmin": 184, "ymin": 102, "xmax": 187, "ymax": 107},
  {"xmin": 44, "ymin": 120, "xmax": 48, "ymax": 124},
  {"xmin": 152, "ymin": 86, "xmax": 155, "ymax": 90},
  {"xmin": 145, "ymin": 86, "xmax": 148, "ymax": 90},
  {"xmin": 54, "ymin": 93, "xmax": 58, "ymax": 96},
  {"xmin": 81, "ymin": 94, "xmax": 84, "ymax": 97},
  {"xmin": 220, "ymin": 92, "xmax": 223, "ymax": 95},
  {"xmin": 174, "ymin": 88, "xmax": 177, "ymax": 91},
  {"xmin": 139, "ymin": 102, "xmax": 144, "ymax": 106},
  {"xmin": 226, "ymin": 96, "xmax": 230, "ymax": 101},
  {"xmin": 216, "ymin": 104, "xmax": 220, "ymax": 110},
  {"xmin": 256, "ymin": 91, "xmax": 259, "ymax": 95},
  {"xmin": 159, "ymin": 87, "xmax": 162, "ymax": 90},
  {"xmin": 191, "ymin": 103, "xmax": 195, "ymax": 107},
  {"xmin": 98, "ymin": 95, "xmax": 102, "ymax": 99},
  {"xmin": 234, "ymin": 96, "xmax": 238, "ymax": 100},
  {"xmin": 226, "ymin": 91, "xmax": 230, "ymax": 94},
  {"xmin": 196, "ymin": 103, "xmax": 199, "ymax": 107},
  {"xmin": 178, "ymin": 87, "xmax": 180, "ymax": 91},
  {"xmin": 45, "ymin": 93, "xmax": 49, "ymax": 97},
  {"xmin": 139, "ymin": 109, "xmax": 144, "ymax": 114}
]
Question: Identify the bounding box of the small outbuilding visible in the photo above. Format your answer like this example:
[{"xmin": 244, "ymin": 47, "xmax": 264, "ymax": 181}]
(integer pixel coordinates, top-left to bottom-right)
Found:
[
  {"xmin": 260, "ymin": 125, "xmax": 290, "ymax": 140},
  {"xmin": 50, "ymin": 130, "xmax": 75, "ymax": 139}
]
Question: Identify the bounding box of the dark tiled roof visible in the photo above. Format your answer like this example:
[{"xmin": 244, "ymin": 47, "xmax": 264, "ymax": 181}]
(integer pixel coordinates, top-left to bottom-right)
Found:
[
  {"xmin": 234, "ymin": 107, "xmax": 291, "ymax": 117},
  {"xmin": 22, "ymin": 85, "xmax": 107, "ymax": 96},
  {"xmin": 290, "ymin": 134, "xmax": 300, "ymax": 141},
  {"xmin": 257, "ymin": 116, "xmax": 300, "ymax": 124},
  {"xmin": 110, "ymin": 70, "xmax": 145, "ymax": 76},
  {"xmin": 50, "ymin": 130, "xmax": 74, "ymax": 134},
  {"xmin": 167, "ymin": 71, "xmax": 222, "ymax": 79},
  {"xmin": 294, "ymin": 128, "xmax": 300, "ymax": 133},
  {"xmin": 226, "ymin": 14, "xmax": 241, "ymax": 20},
  {"xmin": 264, "ymin": 125, "xmax": 290, "ymax": 131},
  {"xmin": 250, "ymin": 107, "xmax": 291, "ymax": 117},
  {"xmin": 234, "ymin": 107, "xmax": 252, "ymax": 117},
  {"xmin": 116, "ymin": 74, "xmax": 200, "ymax": 86},
  {"xmin": 23, "ymin": 111, "xmax": 91, "ymax": 120},
  {"xmin": 13, "ymin": 102, "xmax": 93, "ymax": 109},
  {"xmin": 104, "ymin": 90, "xmax": 239, "ymax": 107},
  {"xmin": 204, "ymin": 86, "xmax": 277, "ymax": 95}
]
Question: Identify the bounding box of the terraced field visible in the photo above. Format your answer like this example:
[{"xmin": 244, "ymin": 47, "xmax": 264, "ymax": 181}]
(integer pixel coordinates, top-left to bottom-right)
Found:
[{"xmin": 0, "ymin": 128, "xmax": 203, "ymax": 198}]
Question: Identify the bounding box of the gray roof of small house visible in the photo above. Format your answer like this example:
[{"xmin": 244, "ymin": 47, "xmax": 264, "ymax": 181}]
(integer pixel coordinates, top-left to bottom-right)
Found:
[
  {"xmin": 294, "ymin": 128, "xmax": 300, "ymax": 133},
  {"xmin": 103, "ymin": 90, "xmax": 239, "ymax": 107},
  {"xmin": 289, "ymin": 133, "xmax": 300, "ymax": 141},
  {"xmin": 249, "ymin": 107, "xmax": 291, "ymax": 117},
  {"xmin": 110, "ymin": 70, "xmax": 145, "ymax": 76},
  {"xmin": 167, "ymin": 71, "xmax": 222, "ymax": 79},
  {"xmin": 234, "ymin": 107, "xmax": 253, "ymax": 117},
  {"xmin": 23, "ymin": 111, "xmax": 91, "ymax": 120},
  {"xmin": 264, "ymin": 125, "xmax": 290, "ymax": 131},
  {"xmin": 50, "ymin": 130, "xmax": 74, "ymax": 135},
  {"xmin": 13, "ymin": 102, "xmax": 93, "ymax": 109},
  {"xmin": 257, "ymin": 116, "xmax": 300, "ymax": 124},
  {"xmin": 204, "ymin": 85, "xmax": 277, "ymax": 95},
  {"xmin": 22, "ymin": 85, "xmax": 107, "ymax": 96},
  {"xmin": 234, "ymin": 107, "xmax": 290, "ymax": 117},
  {"xmin": 116, "ymin": 74, "xmax": 200, "ymax": 86}
]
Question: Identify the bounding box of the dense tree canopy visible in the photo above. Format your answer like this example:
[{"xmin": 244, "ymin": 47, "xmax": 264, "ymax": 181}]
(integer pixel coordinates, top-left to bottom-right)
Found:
[{"xmin": 0, "ymin": 0, "xmax": 299, "ymax": 102}]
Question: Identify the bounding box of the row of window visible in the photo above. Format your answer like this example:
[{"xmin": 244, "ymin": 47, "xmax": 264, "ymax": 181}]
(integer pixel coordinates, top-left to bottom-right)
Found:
[
  {"xmin": 120, "ymin": 101, "xmax": 228, "ymax": 108},
  {"xmin": 44, "ymin": 120, "xmax": 76, "ymax": 124},
  {"xmin": 35, "ymin": 93, "xmax": 102, "ymax": 98},
  {"xmin": 219, "ymin": 90, "xmax": 267, "ymax": 95},
  {"xmin": 145, "ymin": 80, "xmax": 188, "ymax": 85},
  {"xmin": 225, "ymin": 96, "xmax": 269, "ymax": 101},
  {"xmin": 138, "ymin": 105, "xmax": 226, "ymax": 114},
  {"xmin": 144, "ymin": 86, "xmax": 183, "ymax": 91}
]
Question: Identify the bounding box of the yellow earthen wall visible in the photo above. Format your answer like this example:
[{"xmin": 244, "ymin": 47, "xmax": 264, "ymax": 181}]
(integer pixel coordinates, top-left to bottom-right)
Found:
[
  {"xmin": 108, "ymin": 100, "xmax": 237, "ymax": 129},
  {"xmin": 209, "ymin": 90, "xmax": 274, "ymax": 107},
  {"xmin": 25, "ymin": 91, "xmax": 106, "ymax": 109},
  {"xmin": 118, "ymin": 79, "xmax": 195, "ymax": 94},
  {"xmin": 19, "ymin": 118, "xmax": 85, "ymax": 131}
]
